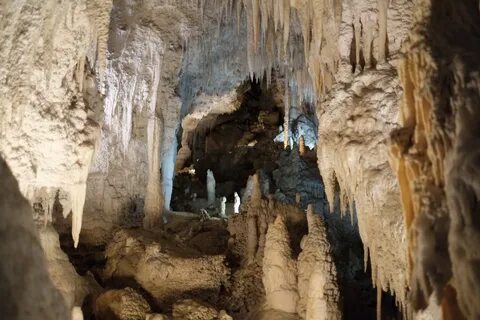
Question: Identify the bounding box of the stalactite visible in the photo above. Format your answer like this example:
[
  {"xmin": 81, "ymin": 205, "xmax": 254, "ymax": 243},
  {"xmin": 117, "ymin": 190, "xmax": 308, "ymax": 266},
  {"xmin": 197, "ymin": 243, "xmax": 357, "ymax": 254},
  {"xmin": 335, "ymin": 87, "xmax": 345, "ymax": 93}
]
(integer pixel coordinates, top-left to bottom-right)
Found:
[
  {"xmin": 377, "ymin": 0, "xmax": 388, "ymax": 64},
  {"xmin": 71, "ymin": 184, "xmax": 87, "ymax": 248},
  {"xmin": 236, "ymin": 0, "xmax": 242, "ymax": 33},
  {"xmin": 284, "ymin": 84, "xmax": 290, "ymax": 149},
  {"xmin": 354, "ymin": 17, "xmax": 362, "ymax": 72},
  {"xmin": 387, "ymin": 2, "xmax": 480, "ymax": 318},
  {"xmin": 72, "ymin": 307, "xmax": 84, "ymax": 320},
  {"xmin": 144, "ymin": 117, "xmax": 164, "ymax": 229},
  {"xmin": 377, "ymin": 285, "xmax": 382, "ymax": 320},
  {"xmin": 283, "ymin": 0, "xmax": 290, "ymax": 55},
  {"xmin": 161, "ymin": 132, "xmax": 177, "ymax": 211},
  {"xmin": 364, "ymin": 244, "xmax": 369, "ymax": 272},
  {"xmin": 251, "ymin": 0, "xmax": 260, "ymax": 52}
]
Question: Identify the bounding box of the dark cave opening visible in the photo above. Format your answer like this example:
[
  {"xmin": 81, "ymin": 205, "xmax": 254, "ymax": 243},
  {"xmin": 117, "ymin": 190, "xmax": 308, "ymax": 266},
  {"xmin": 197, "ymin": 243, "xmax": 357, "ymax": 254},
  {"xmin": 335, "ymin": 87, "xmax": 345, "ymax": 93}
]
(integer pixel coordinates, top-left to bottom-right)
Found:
[{"xmin": 172, "ymin": 80, "xmax": 286, "ymax": 213}]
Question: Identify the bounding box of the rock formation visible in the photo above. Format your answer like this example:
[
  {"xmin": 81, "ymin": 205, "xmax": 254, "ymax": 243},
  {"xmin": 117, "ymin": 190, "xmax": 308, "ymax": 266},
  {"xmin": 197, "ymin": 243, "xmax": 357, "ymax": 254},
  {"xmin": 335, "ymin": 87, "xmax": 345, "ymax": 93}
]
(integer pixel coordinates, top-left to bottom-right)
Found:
[
  {"xmin": 207, "ymin": 169, "xmax": 216, "ymax": 207},
  {"xmin": 262, "ymin": 214, "xmax": 299, "ymax": 313},
  {"xmin": 39, "ymin": 227, "xmax": 100, "ymax": 310},
  {"xmin": 388, "ymin": 1, "xmax": 480, "ymax": 318},
  {"xmin": 1, "ymin": 0, "xmax": 479, "ymax": 319},
  {"xmin": 72, "ymin": 307, "xmax": 85, "ymax": 320},
  {"xmin": 0, "ymin": 0, "xmax": 112, "ymax": 248},
  {"xmin": 297, "ymin": 205, "xmax": 341, "ymax": 319},
  {"xmin": 220, "ymin": 196, "xmax": 227, "ymax": 218},
  {"xmin": 172, "ymin": 299, "xmax": 232, "ymax": 320},
  {"xmin": 0, "ymin": 157, "xmax": 68, "ymax": 319},
  {"xmin": 94, "ymin": 287, "xmax": 151, "ymax": 320},
  {"xmin": 234, "ymin": 192, "xmax": 241, "ymax": 214},
  {"xmin": 299, "ymin": 135, "xmax": 306, "ymax": 156},
  {"xmin": 103, "ymin": 229, "xmax": 229, "ymax": 309}
]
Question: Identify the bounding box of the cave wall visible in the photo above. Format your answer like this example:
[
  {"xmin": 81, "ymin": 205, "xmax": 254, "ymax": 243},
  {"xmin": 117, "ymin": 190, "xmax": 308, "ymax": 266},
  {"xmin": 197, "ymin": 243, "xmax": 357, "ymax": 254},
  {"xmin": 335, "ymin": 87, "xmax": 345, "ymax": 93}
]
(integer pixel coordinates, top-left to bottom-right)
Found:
[
  {"xmin": 309, "ymin": 0, "xmax": 414, "ymax": 313},
  {"xmin": 82, "ymin": 0, "xmax": 254, "ymax": 240},
  {"xmin": 228, "ymin": 0, "xmax": 414, "ymax": 310},
  {"xmin": 1, "ymin": 0, "xmax": 479, "ymax": 318},
  {"xmin": 0, "ymin": 157, "xmax": 68, "ymax": 319},
  {"xmin": 0, "ymin": 0, "xmax": 112, "ymax": 247},
  {"xmin": 82, "ymin": 0, "xmax": 201, "ymax": 240},
  {"xmin": 389, "ymin": 1, "xmax": 480, "ymax": 318}
]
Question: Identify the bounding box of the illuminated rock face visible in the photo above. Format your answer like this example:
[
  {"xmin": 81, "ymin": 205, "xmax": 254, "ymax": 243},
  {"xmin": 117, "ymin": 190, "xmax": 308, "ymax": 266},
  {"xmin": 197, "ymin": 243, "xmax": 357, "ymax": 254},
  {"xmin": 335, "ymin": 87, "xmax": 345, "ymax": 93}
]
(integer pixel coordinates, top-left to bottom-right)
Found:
[
  {"xmin": 0, "ymin": 0, "xmax": 112, "ymax": 248},
  {"xmin": 388, "ymin": 1, "xmax": 480, "ymax": 318}
]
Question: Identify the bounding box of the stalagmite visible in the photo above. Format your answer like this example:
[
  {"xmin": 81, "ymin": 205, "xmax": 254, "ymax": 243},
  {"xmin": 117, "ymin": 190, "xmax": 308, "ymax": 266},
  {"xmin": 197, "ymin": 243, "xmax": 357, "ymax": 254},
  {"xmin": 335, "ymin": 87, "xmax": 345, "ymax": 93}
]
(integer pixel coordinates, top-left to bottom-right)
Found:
[
  {"xmin": 207, "ymin": 169, "xmax": 216, "ymax": 206},
  {"xmin": 220, "ymin": 196, "xmax": 227, "ymax": 217},
  {"xmin": 250, "ymin": 173, "xmax": 263, "ymax": 204},
  {"xmin": 246, "ymin": 174, "xmax": 262, "ymax": 264},
  {"xmin": 262, "ymin": 214, "xmax": 298, "ymax": 313},
  {"xmin": 234, "ymin": 192, "xmax": 241, "ymax": 213},
  {"xmin": 305, "ymin": 264, "xmax": 328, "ymax": 320},
  {"xmin": 297, "ymin": 204, "xmax": 341, "ymax": 319},
  {"xmin": 299, "ymin": 135, "xmax": 306, "ymax": 155},
  {"xmin": 295, "ymin": 192, "xmax": 301, "ymax": 204},
  {"xmin": 256, "ymin": 201, "xmax": 271, "ymax": 264}
]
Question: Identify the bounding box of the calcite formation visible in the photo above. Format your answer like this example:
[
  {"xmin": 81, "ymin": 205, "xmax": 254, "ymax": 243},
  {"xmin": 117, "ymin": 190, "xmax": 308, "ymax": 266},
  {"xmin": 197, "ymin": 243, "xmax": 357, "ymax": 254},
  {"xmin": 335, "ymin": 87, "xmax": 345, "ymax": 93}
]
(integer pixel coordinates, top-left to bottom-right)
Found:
[
  {"xmin": 262, "ymin": 214, "xmax": 299, "ymax": 313},
  {"xmin": 207, "ymin": 169, "xmax": 217, "ymax": 206},
  {"xmin": 0, "ymin": 0, "xmax": 112, "ymax": 248},
  {"xmin": 0, "ymin": 157, "xmax": 68, "ymax": 319},
  {"xmin": 94, "ymin": 287, "xmax": 152, "ymax": 320},
  {"xmin": 39, "ymin": 227, "xmax": 100, "ymax": 309},
  {"xmin": 388, "ymin": 1, "xmax": 480, "ymax": 318},
  {"xmin": 234, "ymin": 192, "xmax": 241, "ymax": 214},
  {"xmin": 103, "ymin": 229, "xmax": 229, "ymax": 309},
  {"xmin": 172, "ymin": 299, "xmax": 232, "ymax": 320},
  {"xmin": 220, "ymin": 196, "xmax": 227, "ymax": 218},
  {"xmin": 297, "ymin": 205, "xmax": 341, "ymax": 320},
  {"xmin": 1, "ymin": 0, "xmax": 479, "ymax": 319},
  {"xmin": 317, "ymin": 67, "xmax": 408, "ymax": 309}
]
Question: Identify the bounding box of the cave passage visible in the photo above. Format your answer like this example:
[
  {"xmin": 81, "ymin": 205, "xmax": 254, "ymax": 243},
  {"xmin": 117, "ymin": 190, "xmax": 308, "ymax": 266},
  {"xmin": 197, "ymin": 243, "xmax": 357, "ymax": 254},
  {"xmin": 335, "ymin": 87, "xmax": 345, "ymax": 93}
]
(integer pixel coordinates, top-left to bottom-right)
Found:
[
  {"xmin": 168, "ymin": 79, "xmax": 402, "ymax": 320},
  {"xmin": 172, "ymin": 81, "xmax": 284, "ymax": 213},
  {"xmin": 4, "ymin": 1, "xmax": 477, "ymax": 319}
]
